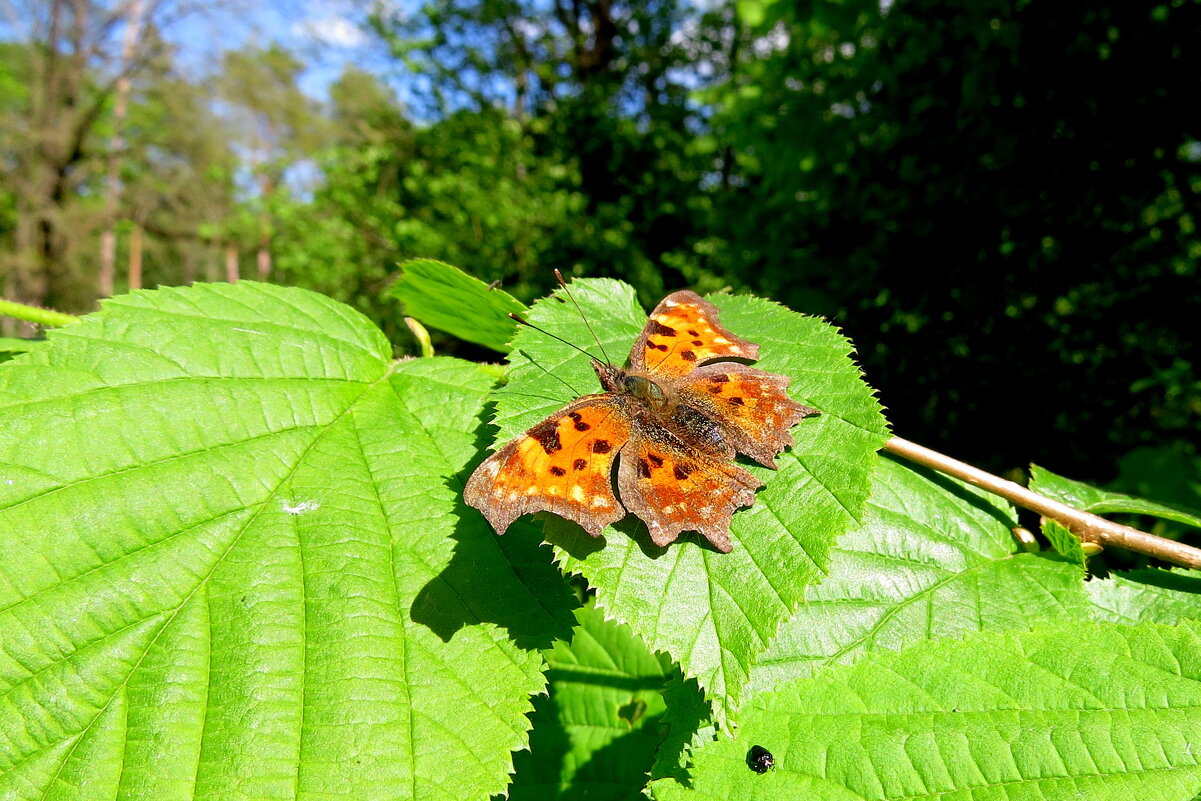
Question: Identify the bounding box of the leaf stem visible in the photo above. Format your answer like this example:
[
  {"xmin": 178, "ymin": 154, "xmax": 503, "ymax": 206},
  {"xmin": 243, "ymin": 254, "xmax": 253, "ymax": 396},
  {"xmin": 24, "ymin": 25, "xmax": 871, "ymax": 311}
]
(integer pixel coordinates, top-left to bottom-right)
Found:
[
  {"xmin": 883, "ymin": 436, "xmax": 1201, "ymax": 570},
  {"xmin": 0, "ymin": 299, "xmax": 79, "ymax": 327}
]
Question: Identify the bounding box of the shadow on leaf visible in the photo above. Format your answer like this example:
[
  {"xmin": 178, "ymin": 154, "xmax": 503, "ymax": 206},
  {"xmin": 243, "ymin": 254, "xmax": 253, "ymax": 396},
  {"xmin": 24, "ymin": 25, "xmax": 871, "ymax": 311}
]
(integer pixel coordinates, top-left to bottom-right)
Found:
[{"xmin": 411, "ymin": 414, "xmax": 577, "ymax": 651}]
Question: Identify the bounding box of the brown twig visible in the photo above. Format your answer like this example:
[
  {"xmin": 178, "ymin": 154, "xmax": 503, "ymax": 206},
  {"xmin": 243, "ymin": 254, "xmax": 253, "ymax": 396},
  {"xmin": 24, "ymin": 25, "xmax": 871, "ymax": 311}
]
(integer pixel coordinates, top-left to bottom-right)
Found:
[{"xmin": 883, "ymin": 436, "xmax": 1201, "ymax": 570}]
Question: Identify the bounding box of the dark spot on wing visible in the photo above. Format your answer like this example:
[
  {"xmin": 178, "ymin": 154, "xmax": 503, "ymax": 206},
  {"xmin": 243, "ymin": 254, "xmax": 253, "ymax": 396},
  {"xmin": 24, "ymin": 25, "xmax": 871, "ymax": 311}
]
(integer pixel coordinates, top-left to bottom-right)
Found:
[
  {"xmin": 681, "ymin": 350, "xmax": 697, "ymax": 361},
  {"xmin": 592, "ymin": 440, "xmax": 612, "ymax": 454},
  {"xmin": 549, "ymin": 466, "xmax": 566, "ymax": 476},
  {"xmin": 710, "ymin": 374, "xmax": 729, "ymax": 383},
  {"xmin": 572, "ymin": 458, "xmax": 587, "ymax": 471},
  {"xmin": 566, "ymin": 410, "xmax": 592, "ymax": 431},
  {"xmin": 648, "ymin": 342, "xmax": 669, "ymax": 352},
  {"xmin": 673, "ymin": 464, "xmax": 693, "ymax": 481},
  {"xmin": 687, "ymin": 329, "xmax": 698, "ymax": 336},
  {"xmin": 729, "ymin": 397, "xmax": 745, "ymax": 406},
  {"xmin": 637, "ymin": 458, "xmax": 651, "ymax": 478},
  {"xmin": 647, "ymin": 320, "xmax": 676, "ymax": 337},
  {"xmin": 532, "ymin": 422, "xmax": 562, "ymax": 454},
  {"xmin": 647, "ymin": 453, "xmax": 664, "ymax": 467},
  {"xmin": 692, "ymin": 340, "xmax": 703, "ymax": 346}
]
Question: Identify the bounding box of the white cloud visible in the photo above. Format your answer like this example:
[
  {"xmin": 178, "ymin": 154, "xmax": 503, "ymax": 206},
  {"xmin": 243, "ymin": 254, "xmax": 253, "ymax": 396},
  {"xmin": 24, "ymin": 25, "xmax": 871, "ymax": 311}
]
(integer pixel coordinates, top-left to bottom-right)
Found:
[{"xmin": 293, "ymin": 15, "xmax": 367, "ymax": 47}]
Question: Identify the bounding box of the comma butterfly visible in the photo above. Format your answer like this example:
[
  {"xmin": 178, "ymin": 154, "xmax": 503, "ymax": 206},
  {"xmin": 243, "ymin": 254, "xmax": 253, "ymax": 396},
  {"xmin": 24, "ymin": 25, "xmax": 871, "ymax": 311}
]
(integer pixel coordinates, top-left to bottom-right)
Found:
[{"xmin": 464, "ymin": 288, "xmax": 819, "ymax": 553}]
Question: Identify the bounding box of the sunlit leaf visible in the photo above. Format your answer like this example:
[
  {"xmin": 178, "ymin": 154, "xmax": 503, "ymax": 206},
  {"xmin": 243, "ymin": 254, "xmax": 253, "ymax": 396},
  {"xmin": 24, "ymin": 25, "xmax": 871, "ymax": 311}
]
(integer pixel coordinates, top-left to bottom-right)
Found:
[
  {"xmin": 506, "ymin": 601, "xmax": 674, "ymax": 800},
  {"xmin": 1088, "ymin": 569, "xmax": 1201, "ymax": 625},
  {"xmin": 651, "ymin": 621, "xmax": 1201, "ymax": 801},
  {"xmin": 390, "ymin": 258, "xmax": 526, "ymax": 352},
  {"xmin": 749, "ymin": 456, "xmax": 1091, "ymax": 691},
  {"xmin": 1030, "ymin": 464, "xmax": 1201, "ymax": 531},
  {"xmin": 482, "ymin": 278, "xmax": 888, "ymax": 719},
  {"xmin": 0, "ymin": 282, "xmax": 573, "ymax": 800}
]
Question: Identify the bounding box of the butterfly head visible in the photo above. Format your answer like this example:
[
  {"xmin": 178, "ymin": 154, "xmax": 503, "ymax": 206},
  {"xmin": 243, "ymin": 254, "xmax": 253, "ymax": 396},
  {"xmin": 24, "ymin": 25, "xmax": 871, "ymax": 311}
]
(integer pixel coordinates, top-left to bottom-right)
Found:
[{"xmin": 592, "ymin": 359, "xmax": 668, "ymax": 410}]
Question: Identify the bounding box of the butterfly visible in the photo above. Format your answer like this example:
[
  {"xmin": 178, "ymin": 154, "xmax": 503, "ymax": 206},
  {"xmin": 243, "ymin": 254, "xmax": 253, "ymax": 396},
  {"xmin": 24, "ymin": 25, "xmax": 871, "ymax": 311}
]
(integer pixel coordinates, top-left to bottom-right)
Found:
[{"xmin": 464, "ymin": 289, "xmax": 819, "ymax": 553}]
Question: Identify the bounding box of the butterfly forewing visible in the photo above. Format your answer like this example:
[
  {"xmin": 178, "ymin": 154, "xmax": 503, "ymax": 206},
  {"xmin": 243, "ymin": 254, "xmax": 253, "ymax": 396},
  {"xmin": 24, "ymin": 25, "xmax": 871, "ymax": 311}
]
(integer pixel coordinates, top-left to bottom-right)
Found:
[
  {"xmin": 631, "ymin": 291, "xmax": 760, "ymax": 377},
  {"xmin": 464, "ymin": 396, "xmax": 631, "ymax": 536}
]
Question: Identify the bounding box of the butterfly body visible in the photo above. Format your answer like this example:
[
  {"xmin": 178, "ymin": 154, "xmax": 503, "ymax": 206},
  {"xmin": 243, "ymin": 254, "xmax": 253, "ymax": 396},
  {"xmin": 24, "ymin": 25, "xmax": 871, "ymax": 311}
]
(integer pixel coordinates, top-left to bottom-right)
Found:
[
  {"xmin": 465, "ymin": 290, "xmax": 819, "ymax": 553},
  {"xmin": 596, "ymin": 361, "xmax": 729, "ymax": 454}
]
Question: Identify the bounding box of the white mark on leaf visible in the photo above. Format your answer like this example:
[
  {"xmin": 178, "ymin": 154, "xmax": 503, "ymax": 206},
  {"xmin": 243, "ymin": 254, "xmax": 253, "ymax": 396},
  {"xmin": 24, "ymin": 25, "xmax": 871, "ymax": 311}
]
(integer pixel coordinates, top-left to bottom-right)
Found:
[{"xmin": 281, "ymin": 499, "xmax": 321, "ymax": 515}]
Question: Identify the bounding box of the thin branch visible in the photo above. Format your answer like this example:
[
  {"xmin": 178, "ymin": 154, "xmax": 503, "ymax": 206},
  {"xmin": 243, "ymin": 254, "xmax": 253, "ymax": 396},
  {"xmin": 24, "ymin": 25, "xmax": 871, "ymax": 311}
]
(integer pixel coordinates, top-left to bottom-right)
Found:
[
  {"xmin": 0, "ymin": 298, "xmax": 80, "ymax": 327},
  {"xmin": 884, "ymin": 436, "xmax": 1201, "ymax": 570}
]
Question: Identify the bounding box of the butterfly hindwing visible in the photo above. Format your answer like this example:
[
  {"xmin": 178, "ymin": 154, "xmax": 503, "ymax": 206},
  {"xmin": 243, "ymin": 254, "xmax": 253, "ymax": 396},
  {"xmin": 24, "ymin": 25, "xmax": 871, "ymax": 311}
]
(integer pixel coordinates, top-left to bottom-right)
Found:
[
  {"xmin": 673, "ymin": 363, "xmax": 819, "ymax": 468},
  {"xmin": 615, "ymin": 433, "xmax": 762, "ymax": 553},
  {"xmin": 631, "ymin": 290, "xmax": 759, "ymax": 377},
  {"xmin": 464, "ymin": 396, "xmax": 631, "ymax": 536}
]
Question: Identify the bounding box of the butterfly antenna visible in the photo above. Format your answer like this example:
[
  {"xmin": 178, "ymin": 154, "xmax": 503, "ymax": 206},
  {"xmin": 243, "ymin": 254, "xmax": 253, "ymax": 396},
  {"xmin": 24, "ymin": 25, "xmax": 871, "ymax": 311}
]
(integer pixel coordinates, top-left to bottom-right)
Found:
[
  {"xmin": 554, "ymin": 269, "xmax": 612, "ymax": 365},
  {"xmin": 509, "ymin": 313, "xmax": 599, "ymax": 362}
]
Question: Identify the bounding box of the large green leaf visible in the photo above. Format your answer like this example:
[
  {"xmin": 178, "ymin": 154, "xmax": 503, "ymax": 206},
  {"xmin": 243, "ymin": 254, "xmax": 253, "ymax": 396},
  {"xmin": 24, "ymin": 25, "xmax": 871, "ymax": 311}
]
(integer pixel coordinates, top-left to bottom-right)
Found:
[
  {"xmin": 390, "ymin": 258, "xmax": 526, "ymax": 352},
  {"xmin": 1030, "ymin": 464, "xmax": 1201, "ymax": 531},
  {"xmin": 749, "ymin": 456, "xmax": 1091, "ymax": 691},
  {"xmin": 483, "ymin": 279, "xmax": 888, "ymax": 719},
  {"xmin": 1088, "ymin": 569, "xmax": 1201, "ymax": 624},
  {"xmin": 651, "ymin": 621, "xmax": 1201, "ymax": 800},
  {"xmin": 506, "ymin": 601, "xmax": 674, "ymax": 800},
  {"xmin": 0, "ymin": 282, "xmax": 573, "ymax": 800}
]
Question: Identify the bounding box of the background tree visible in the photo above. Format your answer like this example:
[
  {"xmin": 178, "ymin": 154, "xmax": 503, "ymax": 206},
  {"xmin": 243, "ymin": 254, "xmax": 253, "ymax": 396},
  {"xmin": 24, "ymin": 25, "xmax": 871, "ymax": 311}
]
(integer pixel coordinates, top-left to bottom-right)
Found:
[
  {"xmin": 1, "ymin": 0, "xmax": 1196, "ymax": 488},
  {"xmin": 373, "ymin": 0, "xmax": 722, "ymax": 302},
  {"xmin": 0, "ymin": 0, "xmax": 184, "ymax": 318},
  {"xmin": 214, "ymin": 44, "xmax": 329, "ymax": 281},
  {"xmin": 704, "ymin": 0, "xmax": 1201, "ymax": 475}
]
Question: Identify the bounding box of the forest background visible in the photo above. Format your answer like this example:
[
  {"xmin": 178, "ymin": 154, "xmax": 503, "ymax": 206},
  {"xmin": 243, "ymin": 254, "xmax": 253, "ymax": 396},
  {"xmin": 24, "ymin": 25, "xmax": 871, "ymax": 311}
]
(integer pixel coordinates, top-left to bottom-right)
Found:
[{"xmin": 1, "ymin": 0, "xmax": 1198, "ymax": 503}]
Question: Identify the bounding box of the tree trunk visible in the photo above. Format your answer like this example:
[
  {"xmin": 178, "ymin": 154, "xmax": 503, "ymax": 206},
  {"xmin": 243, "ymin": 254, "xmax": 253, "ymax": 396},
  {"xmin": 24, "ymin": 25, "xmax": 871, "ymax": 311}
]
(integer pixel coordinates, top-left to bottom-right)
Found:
[
  {"xmin": 99, "ymin": 0, "xmax": 146, "ymax": 298},
  {"xmin": 225, "ymin": 244, "xmax": 239, "ymax": 283},
  {"xmin": 128, "ymin": 223, "xmax": 143, "ymax": 290},
  {"xmin": 256, "ymin": 171, "xmax": 273, "ymax": 280},
  {"xmin": 257, "ymin": 242, "xmax": 271, "ymax": 280}
]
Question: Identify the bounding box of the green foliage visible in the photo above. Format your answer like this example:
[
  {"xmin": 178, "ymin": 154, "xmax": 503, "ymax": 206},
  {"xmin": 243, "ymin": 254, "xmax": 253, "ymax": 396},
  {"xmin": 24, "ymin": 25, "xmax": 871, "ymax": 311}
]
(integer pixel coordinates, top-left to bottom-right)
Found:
[
  {"xmin": 1030, "ymin": 464, "xmax": 1201, "ymax": 531},
  {"xmin": 706, "ymin": 0, "xmax": 1201, "ymax": 477},
  {"xmin": 2, "ymin": 275, "xmax": 1201, "ymax": 798},
  {"xmin": 389, "ymin": 259, "xmax": 525, "ymax": 352},
  {"xmin": 651, "ymin": 676, "xmax": 713, "ymax": 783},
  {"xmin": 483, "ymin": 278, "xmax": 888, "ymax": 719},
  {"xmin": 0, "ymin": 337, "xmax": 36, "ymax": 364},
  {"xmin": 1114, "ymin": 444, "xmax": 1201, "ymax": 518},
  {"xmin": 650, "ymin": 621, "xmax": 1201, "ymax": 800},
  {"xmin": 1088, "ymin": 569, "xmax": 1201, "ymax": 625},
  {"xmin": 0, "ymin": 283, "xmax": 574, "ymax": 799},
  {"xmin": 1041, "ymin": 519, "xmax": 1088, "ymax": 567},
  {"xmin": 507, "ymin": 601, "xmax": 676, "ymax": 800},
  {"xmin": 749, "ymin": 456, "xmax": 1090, "ymax": 690}
]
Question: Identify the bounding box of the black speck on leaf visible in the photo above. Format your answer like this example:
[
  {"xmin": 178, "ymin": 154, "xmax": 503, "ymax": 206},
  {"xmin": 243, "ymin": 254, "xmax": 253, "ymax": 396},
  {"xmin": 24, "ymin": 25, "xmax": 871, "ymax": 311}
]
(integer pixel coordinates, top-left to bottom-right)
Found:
[{"xmin": 747, "ymin": 744, "xmax": 774, "ymax": 774}]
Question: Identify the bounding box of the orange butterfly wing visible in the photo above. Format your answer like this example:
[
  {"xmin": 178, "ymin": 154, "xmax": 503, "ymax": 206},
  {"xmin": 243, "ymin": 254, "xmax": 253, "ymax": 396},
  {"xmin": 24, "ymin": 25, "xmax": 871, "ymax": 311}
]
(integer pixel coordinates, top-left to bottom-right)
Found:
[
  {"xmin": 616, "ymin": 434, "xmax": 762, "ymax": 554},
  {"xmin": 464, "ymin": 397, "xmax": 631, "ymax": 536},
  {"xmin": 673, "ymin": 363, "xmax": 819, "ymax": 468},
  {"xmin": 631, "ymin": 291, "xmax": 760, "ymax": 377}
]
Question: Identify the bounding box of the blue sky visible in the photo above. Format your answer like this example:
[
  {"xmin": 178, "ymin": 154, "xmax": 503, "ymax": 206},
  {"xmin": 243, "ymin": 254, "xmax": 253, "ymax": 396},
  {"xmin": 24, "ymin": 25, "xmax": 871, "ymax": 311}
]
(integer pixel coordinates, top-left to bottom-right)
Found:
[
  {"xmin": 162, "ymin": 0, "xmax": 400, "ymax": 101},
  {"xmin": 0, "ymin": 0, "xmax": 400, "ymax": 101}
]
